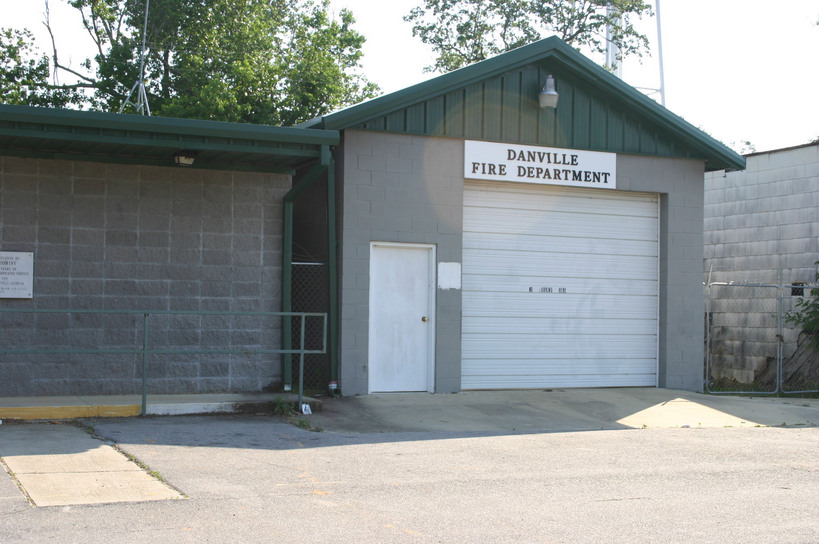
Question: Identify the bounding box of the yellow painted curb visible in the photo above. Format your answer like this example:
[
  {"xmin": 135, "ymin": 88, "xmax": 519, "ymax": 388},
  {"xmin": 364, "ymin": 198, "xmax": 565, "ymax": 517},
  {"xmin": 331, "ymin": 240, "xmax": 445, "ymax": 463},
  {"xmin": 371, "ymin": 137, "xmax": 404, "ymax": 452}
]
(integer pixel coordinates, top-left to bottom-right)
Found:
[{"xmin": 0, "ymin": 405, "xmax": 141, "ymax": 420}]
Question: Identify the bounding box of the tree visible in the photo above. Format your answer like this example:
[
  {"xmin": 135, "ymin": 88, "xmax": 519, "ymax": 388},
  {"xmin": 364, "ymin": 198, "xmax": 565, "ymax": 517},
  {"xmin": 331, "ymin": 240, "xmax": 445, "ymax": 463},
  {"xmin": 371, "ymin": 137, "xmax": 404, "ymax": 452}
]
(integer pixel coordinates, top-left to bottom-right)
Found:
[
  {"xmin": 2, "ymin": 0, "xmax": 377, "ymax": 125},
  {"xmin": 0, "ymin": 28, "xmax": 84, "ymax": 107},
  {"xmin": 404, "ymin": 0, "xmax": 653, "ymax": 73},
  {"xmin": 786, "ymin": 263, "xmax": 819, "ymax": 352}
]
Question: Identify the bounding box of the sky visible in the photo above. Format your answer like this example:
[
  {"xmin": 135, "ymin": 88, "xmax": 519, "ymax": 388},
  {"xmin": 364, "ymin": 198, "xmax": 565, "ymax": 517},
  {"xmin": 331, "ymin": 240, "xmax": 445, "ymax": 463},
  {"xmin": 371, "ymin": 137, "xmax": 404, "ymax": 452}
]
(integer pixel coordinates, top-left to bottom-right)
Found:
[{"xmin": 3, "ymin": 0, "xmax": 818, "ymax": 153}]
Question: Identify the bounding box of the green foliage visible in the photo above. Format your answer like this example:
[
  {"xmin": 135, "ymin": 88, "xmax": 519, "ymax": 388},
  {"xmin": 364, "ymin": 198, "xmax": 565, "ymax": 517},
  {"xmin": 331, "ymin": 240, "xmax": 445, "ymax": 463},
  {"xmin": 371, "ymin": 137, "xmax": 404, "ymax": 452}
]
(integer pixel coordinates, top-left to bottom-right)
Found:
[
  {"xmin": 785, "ymin": 263, "xmax": 819, "ymax": 352},
  {"xmin": 3, "ymin": 0, "xmax": 377, "ymax": 125},
  {"xmin": 405, "ymin": 0, "xmax": 653, "ymax": 73},
  {"xmin": 0, "ymin": 28, "xmax": 84, "ymax": 107},
  {"xmin": 271, "ymin": 396, "xmax": 296, "ymax": 417}
]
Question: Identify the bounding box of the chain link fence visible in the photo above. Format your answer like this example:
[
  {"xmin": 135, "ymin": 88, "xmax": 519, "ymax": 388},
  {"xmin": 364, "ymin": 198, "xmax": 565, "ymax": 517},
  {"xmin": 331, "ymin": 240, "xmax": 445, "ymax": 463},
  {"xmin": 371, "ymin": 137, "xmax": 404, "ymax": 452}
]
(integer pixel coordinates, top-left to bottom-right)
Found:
[
  {"xmin": 705, "ymin": 282, "xmax": 819, "ymax": 394},
  {"xmin": 289, "ymin": 263, "xmax": 330, "ymax": 394}
]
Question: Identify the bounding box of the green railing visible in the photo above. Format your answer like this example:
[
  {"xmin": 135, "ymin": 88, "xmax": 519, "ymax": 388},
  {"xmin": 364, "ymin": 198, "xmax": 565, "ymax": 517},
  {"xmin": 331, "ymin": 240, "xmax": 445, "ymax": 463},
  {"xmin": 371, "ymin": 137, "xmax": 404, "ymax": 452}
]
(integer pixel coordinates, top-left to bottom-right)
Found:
[{"xmin": 0, "ymin": 308, "xmax": 327, "ymax": 415}]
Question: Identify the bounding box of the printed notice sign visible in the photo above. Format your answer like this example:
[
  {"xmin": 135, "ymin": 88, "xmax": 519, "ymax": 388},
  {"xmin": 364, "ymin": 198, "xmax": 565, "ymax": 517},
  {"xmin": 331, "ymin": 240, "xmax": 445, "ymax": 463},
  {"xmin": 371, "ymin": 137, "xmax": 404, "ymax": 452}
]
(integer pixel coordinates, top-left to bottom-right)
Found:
[
  {"xmin": 464, "ymin": 140, "xmax": 616, "ymax": 189},
  {"xmin": 0, "ymin": 251, "xmax": 34, "ymax": 298}
]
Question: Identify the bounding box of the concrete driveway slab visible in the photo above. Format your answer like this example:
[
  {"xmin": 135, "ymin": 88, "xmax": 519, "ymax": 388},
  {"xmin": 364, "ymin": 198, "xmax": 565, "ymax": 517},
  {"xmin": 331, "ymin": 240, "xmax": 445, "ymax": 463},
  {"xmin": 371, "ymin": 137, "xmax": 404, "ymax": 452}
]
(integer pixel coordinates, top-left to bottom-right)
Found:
[
  {"xmin": 0, "ymin": 423, "xmax": 183, "ymax": 507},
  {"xmin": 2, "ymin": 444, "xmax": 141, "ymax": 475},
  {"xmin": 13, "ymin": 470, "xmax": 180, "ymax": 507},
  {"xmin": 1, "ymin": 425, "xmax": 142, "ymax": 474},
  {"xmin": 308, "ymin": 388, "xmax": 819, "ymax": 433}
]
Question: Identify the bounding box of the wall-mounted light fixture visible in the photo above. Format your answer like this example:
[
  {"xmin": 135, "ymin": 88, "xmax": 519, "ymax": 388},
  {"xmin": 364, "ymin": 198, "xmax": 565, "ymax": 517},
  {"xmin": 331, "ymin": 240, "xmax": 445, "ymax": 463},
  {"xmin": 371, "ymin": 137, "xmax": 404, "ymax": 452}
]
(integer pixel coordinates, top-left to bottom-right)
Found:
[
  {"xmin": 173, "ymin": 151, "xmax": 196, "ymax": 167},
  {"xmin": 538, "ymin": 75, "xmax": 559, "ymax": 109}
]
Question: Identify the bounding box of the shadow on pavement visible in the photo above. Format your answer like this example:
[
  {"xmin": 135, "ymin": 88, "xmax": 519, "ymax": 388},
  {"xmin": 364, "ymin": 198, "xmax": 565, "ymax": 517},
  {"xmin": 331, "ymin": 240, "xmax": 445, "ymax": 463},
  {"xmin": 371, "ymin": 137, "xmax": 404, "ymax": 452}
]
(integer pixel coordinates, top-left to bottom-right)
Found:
[{"xmin": 2, "ymin": 388, "xmax": 817, "ymax": 457}]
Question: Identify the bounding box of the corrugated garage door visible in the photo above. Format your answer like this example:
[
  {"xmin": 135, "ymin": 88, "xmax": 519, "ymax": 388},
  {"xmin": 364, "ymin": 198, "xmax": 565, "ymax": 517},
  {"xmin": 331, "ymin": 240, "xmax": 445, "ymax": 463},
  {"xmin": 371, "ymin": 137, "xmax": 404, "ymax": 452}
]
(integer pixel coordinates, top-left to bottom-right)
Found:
[{"xmin": 462, "ymin": 181, "xmax": 659, "ymax": 389}]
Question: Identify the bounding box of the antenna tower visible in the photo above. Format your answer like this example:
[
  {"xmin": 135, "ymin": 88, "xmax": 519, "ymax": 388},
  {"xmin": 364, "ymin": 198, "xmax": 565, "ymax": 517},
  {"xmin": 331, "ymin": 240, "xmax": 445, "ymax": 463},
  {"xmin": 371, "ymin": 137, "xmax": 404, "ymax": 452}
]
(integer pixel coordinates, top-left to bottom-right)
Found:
[
  {"xmin": 655, "ymin": 0, "xmax": 666, "ymax": 106},
  {"xmin": 119, "ymin": 0, "xmax": 152, "ymax": 115},
  {"xmin": 607, "ymin": 0, "xmax": 666, "ymax": 107},
  {"xmin": 605, "ymin": 4, "xmax": 623, "ymax": 78}
]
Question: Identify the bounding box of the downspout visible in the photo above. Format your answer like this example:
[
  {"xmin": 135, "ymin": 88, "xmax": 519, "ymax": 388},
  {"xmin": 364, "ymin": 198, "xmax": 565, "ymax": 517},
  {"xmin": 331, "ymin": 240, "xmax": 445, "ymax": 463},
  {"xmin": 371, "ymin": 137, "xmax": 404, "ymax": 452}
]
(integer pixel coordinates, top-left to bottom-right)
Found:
[{"xmin": 281, "ymin": 145, "xmax": 337, "ymax": 392}]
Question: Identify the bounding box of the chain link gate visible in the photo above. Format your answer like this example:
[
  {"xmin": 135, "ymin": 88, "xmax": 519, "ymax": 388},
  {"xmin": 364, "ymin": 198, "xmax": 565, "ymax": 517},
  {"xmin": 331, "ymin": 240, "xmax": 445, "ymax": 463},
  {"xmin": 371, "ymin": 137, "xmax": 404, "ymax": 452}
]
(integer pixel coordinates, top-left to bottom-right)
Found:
[
  {"xmin": 289, "ymin": 263, "xmax": 330, "ymax": 394},
  {"xmin": 705, "ymin": 281, "xmax": 819, "ymax": 394}
]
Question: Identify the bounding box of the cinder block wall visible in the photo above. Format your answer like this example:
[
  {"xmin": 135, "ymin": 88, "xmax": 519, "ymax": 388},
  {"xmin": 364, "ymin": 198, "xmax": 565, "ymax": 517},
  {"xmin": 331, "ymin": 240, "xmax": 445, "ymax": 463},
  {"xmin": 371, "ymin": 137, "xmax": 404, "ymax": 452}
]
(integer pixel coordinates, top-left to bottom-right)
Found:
[
  {"xmin": 338, "ymin": 131, "xmax": 464, "ymax": 395},
  {"xmin": 704, "ymin": 143, "xmax": 819, "ymax": 382},
  {"xmin": 0, "ymin": 156, "xmax": 290, "ymax": 396},
  {"xmin": 617, "ymin": 155, "xmax": 707, "ymax": 391},
  {"xmin": 705, "ymin": 144, "xmax": 818, "ymax": 284}
]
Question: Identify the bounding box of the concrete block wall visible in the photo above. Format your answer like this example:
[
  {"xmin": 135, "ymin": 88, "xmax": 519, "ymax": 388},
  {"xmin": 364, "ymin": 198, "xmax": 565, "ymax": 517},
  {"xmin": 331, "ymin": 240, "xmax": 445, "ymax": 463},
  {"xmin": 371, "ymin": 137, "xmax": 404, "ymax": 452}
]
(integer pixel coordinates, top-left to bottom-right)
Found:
[
  {"xmin": 0, "ymin": 155, "xmax": 290, "ymax": 396},
  {"xmin": 705, "ymin": 143, "xmax": 819, "ymax": 284},
  {"xmin": 338, "ymin": 131, "xmax": 464, "ymax": 395},
  {"xmin": 617, "ymin": 155, "xmax": 707, "ymax": 391},
  {"xmin": 704, "ymin": 143, "xmax": 819, "ymax": 383}
]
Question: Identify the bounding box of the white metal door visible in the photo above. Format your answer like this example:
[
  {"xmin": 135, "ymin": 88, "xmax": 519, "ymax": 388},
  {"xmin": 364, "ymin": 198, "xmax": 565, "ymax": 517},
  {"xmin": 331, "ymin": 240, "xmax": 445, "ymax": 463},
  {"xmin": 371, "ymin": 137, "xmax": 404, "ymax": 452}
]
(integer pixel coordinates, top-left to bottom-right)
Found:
[
  {"xmin": 369, "ymin": 243, "xmax": 435, "ymax": 392},
  {"xmin": 462, "ymin": 182, "xmax": 659, "ymax": 389}
]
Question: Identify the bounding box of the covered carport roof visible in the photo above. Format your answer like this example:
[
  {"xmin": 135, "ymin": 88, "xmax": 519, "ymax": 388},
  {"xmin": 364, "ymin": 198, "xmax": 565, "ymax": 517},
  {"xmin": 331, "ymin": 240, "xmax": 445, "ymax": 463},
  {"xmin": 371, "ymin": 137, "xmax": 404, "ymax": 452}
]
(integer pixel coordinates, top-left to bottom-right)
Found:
[{"xmin": 0, "ymin": 105, "xmax": 339, "ymax": 174}]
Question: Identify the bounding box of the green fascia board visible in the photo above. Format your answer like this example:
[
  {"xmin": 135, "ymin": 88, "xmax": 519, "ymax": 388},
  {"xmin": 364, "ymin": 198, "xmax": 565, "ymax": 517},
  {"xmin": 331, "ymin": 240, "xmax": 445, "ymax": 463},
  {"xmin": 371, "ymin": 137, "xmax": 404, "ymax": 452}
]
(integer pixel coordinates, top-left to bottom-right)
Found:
[
  {"xmin": 0, "ymin": 104, "xmax": 339, "ymax": 149},
  {"xmin": 0, "ymin": 126, "xmax": 334, "ymax": 157},
  {"xmin": 1, "ymin": 147, "xmax": 299, "ymax": 174},
  {"xmin": 0, "ymin": 124, "xmax": 324, "ymax": 158},
  {"xmin": 304, "ymin": 36, "xmax": 744, "ymax": 172}
]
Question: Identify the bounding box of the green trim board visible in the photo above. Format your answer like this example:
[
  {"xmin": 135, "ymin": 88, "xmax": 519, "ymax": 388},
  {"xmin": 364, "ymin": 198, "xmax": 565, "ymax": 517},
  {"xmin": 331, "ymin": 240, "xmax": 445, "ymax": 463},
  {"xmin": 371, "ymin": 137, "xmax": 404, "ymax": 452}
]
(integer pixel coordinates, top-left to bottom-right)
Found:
[
  {"xmin": 301, "ymin": 37, "xmax": 744, "ymax": 172},
  {"xmin": 0, "ymin": 105, "xmax": 339, "ymax": 174}
]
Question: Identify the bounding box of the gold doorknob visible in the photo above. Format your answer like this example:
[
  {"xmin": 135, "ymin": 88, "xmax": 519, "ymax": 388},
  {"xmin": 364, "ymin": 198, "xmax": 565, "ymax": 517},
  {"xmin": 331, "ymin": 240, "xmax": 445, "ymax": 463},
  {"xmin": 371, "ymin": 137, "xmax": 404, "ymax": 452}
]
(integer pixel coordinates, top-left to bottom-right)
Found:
[{"xmin": 421, "ymin": 316, "xmax": 429, "ymax": 322}]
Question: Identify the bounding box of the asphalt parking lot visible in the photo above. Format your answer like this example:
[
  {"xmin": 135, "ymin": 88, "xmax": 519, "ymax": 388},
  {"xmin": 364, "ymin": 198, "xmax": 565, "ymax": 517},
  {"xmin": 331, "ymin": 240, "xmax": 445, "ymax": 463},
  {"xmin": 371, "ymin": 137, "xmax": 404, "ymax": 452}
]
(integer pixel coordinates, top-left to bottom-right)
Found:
[{"xmin": 1, "ymin": 390, "xmax": 818, "ymax": 543}]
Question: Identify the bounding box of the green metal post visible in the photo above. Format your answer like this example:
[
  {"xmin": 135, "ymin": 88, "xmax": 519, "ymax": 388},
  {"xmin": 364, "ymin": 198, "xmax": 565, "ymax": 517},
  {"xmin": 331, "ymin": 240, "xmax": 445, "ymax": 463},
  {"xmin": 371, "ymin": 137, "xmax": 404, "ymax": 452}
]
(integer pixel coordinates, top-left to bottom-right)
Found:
[
  {"xmin": 141, "ymin": 313, "xmax": 149, "ymax": 416},
  {"xmin": 282, "ymin": 200, "xmax": 294, "ymax": 390},
  {"xmin": 298, "ymin": 314, "xmax": 306, "ymax": 409}
]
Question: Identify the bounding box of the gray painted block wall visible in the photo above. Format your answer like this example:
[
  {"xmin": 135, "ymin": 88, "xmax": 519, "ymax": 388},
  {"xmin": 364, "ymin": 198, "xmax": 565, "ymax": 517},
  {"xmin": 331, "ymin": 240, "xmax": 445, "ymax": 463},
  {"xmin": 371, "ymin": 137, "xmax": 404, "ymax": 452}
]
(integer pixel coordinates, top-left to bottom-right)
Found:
[
  {"xmin": 617, "ymin": 155, "xmax": 707, "ymax": 391},
  {"xmin": 0, "ymin": 156, "xmax": 290, "ymax": 396},
  {"xmin": 704, "ymin": 143, "xmax": 819, "ymax": 382},
  {"xmin": 338, "ymin": 131, "xmax": 464, "ymax": 395},
  {"xmin": 339, "ymin": 129, "xmax": 707, "ymax": 394}
]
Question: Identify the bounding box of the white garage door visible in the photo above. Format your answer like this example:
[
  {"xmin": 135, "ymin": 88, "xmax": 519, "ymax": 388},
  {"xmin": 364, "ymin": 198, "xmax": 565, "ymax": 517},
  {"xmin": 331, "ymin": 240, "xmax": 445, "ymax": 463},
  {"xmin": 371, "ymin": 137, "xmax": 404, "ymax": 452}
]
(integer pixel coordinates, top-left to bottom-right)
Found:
[{"xmin": 462, "ymin": 182, "xmax": 659, "ymax": 389}]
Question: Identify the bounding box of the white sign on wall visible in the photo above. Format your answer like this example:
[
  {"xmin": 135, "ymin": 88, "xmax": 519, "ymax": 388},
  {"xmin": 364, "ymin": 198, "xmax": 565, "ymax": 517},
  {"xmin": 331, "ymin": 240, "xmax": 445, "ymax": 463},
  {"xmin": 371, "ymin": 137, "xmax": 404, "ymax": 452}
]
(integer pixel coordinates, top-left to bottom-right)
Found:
[
  {"xmin": 437, "ymin": 262, "xmax": 462, "ymax": 290},
  {"xmin": 464, "ymin": 140, "xmax": 617, "ymax": 189},
  {"xmin": 0, "ymin": 251, "xmax": 34, "ymax": 299}
]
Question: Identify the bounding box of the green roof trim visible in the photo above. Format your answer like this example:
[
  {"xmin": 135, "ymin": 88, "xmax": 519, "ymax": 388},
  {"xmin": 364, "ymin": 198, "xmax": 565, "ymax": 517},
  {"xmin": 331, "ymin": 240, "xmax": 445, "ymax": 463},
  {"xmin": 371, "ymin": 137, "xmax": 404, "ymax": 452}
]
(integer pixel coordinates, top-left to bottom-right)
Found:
[
  {"xmin": 0, "ymin": 105, "xmax": 339, "ymax": 174},
  {"xmin": 302, "ymin": 37, "xmax": 744, "ymax": 172}
]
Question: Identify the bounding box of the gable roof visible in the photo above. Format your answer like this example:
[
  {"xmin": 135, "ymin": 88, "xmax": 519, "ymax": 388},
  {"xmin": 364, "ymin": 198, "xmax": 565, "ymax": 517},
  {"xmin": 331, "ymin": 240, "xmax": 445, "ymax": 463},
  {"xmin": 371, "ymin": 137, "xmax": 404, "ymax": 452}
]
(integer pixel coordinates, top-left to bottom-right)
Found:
[
  {"xmin": 302, "ymin": 36, "xmax": 744, "ymax": 172},
  {"xmin": 0, "ymin": 105, "xmax": 338, "ymax": 174}
]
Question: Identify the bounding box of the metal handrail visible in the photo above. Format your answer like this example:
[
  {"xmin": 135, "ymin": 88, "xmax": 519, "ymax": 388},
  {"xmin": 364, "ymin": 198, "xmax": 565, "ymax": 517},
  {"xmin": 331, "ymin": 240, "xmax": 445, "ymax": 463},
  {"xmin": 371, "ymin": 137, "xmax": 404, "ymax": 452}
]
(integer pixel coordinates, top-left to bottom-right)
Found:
[{"xmin": 0, "ymin": 308, "xmax": 327, "ymax": 415}]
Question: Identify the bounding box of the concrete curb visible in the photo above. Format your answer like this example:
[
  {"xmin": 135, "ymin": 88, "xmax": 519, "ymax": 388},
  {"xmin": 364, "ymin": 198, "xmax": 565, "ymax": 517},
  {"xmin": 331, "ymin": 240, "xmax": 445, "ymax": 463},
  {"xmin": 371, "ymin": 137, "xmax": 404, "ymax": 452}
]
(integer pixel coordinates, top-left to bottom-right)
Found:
[{"xmin": 0, "ymin": 393, "xmax": 323, "ymax": 421}]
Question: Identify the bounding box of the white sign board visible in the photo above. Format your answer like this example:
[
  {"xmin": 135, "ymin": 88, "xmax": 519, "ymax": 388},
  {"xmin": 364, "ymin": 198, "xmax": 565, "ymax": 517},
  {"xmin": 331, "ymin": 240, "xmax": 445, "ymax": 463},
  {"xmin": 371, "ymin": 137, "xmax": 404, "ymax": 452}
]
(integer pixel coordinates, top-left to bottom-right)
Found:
[
  {"xmin": 437, "ymin": 262, "xmax": 462, "ymax": 290},
  {"xmin": 0, "ymin": 252, "xmax": 34, "ymax": 298},
  {"xmin": 464, "ymin": 140, "xmax": 616, "ymax": 189}
]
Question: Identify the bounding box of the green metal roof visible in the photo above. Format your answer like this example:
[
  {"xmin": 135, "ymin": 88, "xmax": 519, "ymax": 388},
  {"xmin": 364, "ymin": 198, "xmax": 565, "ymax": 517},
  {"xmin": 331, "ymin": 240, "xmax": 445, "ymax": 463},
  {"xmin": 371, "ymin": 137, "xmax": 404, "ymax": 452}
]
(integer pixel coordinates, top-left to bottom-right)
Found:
[
  {"xmin": 0, "ymin": 105, "xmax": 339, "ymax": 174},
  {"xmin": 302, "ymin": 37, "xmax": 744, "ymax": 172}
]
